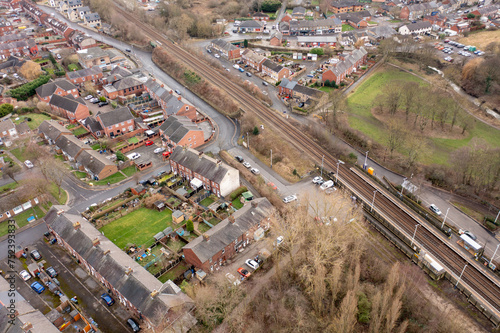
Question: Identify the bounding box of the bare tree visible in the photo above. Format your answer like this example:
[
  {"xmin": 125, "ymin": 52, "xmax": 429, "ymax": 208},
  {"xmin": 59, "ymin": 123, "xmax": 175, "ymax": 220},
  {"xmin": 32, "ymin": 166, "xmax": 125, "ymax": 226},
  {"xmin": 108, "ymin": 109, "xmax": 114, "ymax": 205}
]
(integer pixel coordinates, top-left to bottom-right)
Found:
[
  {"xmin": 402, "ymin": 82, "xmax": 418, "ymax": 122},
  {"xmin": 384, "ymin": 84, "xmax": 402, "ymax": 116},
  {"xmin": 39, "ymin": 157, "xmax": 68, "ymax": 198},
  {"xmin": 19, "ymin": 61, "xmax": 43, "ymax": 80},
  {"xmin": 386, "ymin": 119, "xmax": 406, "ymax": 158},
  {"xmin": 3, "ymin": 163, "xmax": 21, "ymax": 183}
]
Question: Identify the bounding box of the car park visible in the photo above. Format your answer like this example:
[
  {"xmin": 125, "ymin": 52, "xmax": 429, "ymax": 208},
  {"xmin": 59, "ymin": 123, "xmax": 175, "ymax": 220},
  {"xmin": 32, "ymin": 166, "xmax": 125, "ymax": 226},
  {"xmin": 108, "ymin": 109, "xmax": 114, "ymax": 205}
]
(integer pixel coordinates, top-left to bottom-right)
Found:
[
  {"xmin": 235, "ymin": 156, "xmax": 244, "ymax": 163},
  {"xmin": 24, "ymin": 160, "xmax": 34, "ymax": 168},
  {"xmin": 145, "ymin": 140, "xmax": 154, "ymax": 146},
  {"xmin": 101, "ymin": 293, "xmax": 115, "ymax": 306},
  {"xmin": 46, "ymin": 267, "xmax": 57, "ymax": 278},
  {"xmin": 237, "ymin": 267, "xmax": 250, "ymax": 278},
  {"xmin": 312, "ymin": 176, "xmax": 323, "ymax": 184},
  {"xmin": 242, "ymin": 161, "xmax": 251, "ymax": 168},
  {"xmin": 320, "ymin": 180, "xmax": 334, "ymax": 190},
  {"xmin": 31, "ymin": 281, "xmax": 45, "ymax": 294},
  {"xmin": 429, "ymin": 204, "xmax": 442, "ymax": 216},
  {"xmin": 127, "ymin": 152, "xmax": 141, "ymax": 160},
  {"xmin": 250, "ymin": 168, "xmax": 260, "ymax": 175},
  {"xmin": 283, "ymin": 195, "xmax": 297, "ymax": 203},
  {"xmin": 154, "ymin": 147, "xmax": 166, "ymax": 154},
  {"xmin": 19, "ymin": 270, "xmax": 31, "ymax": 281},
  {"xmin": 127, "ymin": 318, "xmax": 141, "ymax": 332},
  {"xmin": 245, "ymin": 259, "xmax": 259, "ymax": 270},
  {"xmin": 30, "ymin": 249, "xmax": 42, "ymax": 261}
]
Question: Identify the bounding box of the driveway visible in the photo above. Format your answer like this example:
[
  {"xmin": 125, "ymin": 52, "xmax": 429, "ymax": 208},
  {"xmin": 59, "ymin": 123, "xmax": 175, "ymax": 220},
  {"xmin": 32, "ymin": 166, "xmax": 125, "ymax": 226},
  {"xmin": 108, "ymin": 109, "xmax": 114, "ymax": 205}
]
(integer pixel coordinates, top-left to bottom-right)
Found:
[{"xmin": 125, "ymin": 140, "xmax": 164, "ymax": 167}]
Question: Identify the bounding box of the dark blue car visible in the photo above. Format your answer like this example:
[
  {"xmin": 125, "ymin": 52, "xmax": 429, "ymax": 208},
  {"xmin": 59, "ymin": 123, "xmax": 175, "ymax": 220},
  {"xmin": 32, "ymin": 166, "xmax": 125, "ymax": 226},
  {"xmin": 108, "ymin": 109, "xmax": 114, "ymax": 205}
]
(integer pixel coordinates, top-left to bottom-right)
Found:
[
  {"xmin": 101, "ymin": 293, "xmax": 115, "ymax": 306},
  {"xmin": 31, "ymin": 281, "xmax": 45, "ymax": 294}
]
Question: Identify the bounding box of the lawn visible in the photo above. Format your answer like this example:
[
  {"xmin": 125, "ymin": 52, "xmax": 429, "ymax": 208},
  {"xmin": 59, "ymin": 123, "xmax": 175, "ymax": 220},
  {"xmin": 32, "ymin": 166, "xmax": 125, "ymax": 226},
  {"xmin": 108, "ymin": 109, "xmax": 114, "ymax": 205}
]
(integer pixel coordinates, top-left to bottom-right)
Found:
[
  {"xmin": 12, "ymin": 113, "xmax": 51, "ymax": 130},
  {"xmin": 158, "ymin": 263, "xmax": 188, "ymax": 283},
  {"xmin": 347, "ymin": 66, "xmax": 500, "ymax": 165},
  {"xmin": 198, "ymin": 222, "xmax": 211, "ymax": 234},
  {"xmin": 48, "ymin": 182, "xmax": 67, "ymax": 205},
  {"xmin": 121, "ymin": 165, "xmax": 137, "ymax": 177},
  {"xmin": 342, "ymin": 24, "xmax": 355, "ymax": 31},
  {"xmin": 319, "ymin": 85, "xmax": 337, "ymax": 93},
  {"xmin": 73, "ymin": 171, "xmax": 87, "ymax": 178},
  {"xmin": 89, "ymin": 172, "xmax": 126, "ymax": 186},
  {"xmin": 72, "ymin": 127, "xmax": 89, "ymax": 136},
  {"xmin": 0, "ymin": 182, "xmax": 19, "ymax": 193},
  {"xmin": 388, "ymin": 19, "xmax": 401, "ymax": 23},
  {"xmin": 0, "ymin": 221, "xmax": 12, "ymax": 237},
  {"xmin": 368, "ymin": 21, "xmax": 377, "ymax": 24},
  {"xmin": 232, "ymin": 197, "xmax": 244, "ymax": 210},
  {"xmin": 13, "ymin": 206, "xmax": 45, "ymax": 228},
  {"xmin": 99, "ymin": 207, "xmax": 174, "ymax": 249},
  {"xmin": 91, "ymin": 143, "xmax": 101, "ymax": 150},
  {"xmin": 128, "ymin": 137, "xmax": 139, "ymax": 144},
  {"xmin": 67, "ymin": 63, "xmax": 80, "ymax": 71},
  {"xmin": 199, "ymin": 197, "xmax": 214, "ymax": 207},
  {"xmin": 10, "ymin": 147, "xmax": 30, "ymax": 162}
]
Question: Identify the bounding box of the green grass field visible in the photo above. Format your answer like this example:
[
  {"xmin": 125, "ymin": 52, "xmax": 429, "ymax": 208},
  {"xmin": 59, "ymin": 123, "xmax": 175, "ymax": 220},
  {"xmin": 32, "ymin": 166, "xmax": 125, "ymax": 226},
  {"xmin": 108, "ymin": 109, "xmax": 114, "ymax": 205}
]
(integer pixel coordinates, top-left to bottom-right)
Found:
[
  {"xmin": 13, "ymin": 206, "xmax": 45, "ymax": 228},
  {"xmin": 342, "ymin": 24, "xmax": 355, "ymax": 31},
  {"xmin": 72, "ymin": 127, "xmax": 89, "ymax": 136},
  {"xmin": 13, "ymin": 113, "xmax": 51, "ymax": 130},
  {"xmin": 99, "ymin": 207, "xmax": 173, "ymax": 249},
  {"xmin": 121, "ymin": 165, "xmax": 137, "ymax": 177},
  {"xmin": 48, "ymin": 182, "xmax": 67, "ymax": 205},
  {"xmin": 10, "ymin": 147, "xmax": 30, "ymax": 162},
  {"xmin": 0, "ymin": 182, "xmax": 19, "ymax": 193},
  {"xmin": 158, "ymin": 263, "xmax": 188, "ymax": 283},
  {"xmin": 90, "ymin": 172, "xmax": 126, "ymax": 186},
  {"xmin": 347, "ymin": 66, "xmax": 500, "ymax": 165},
  {"xmin": 73, "ymin": 171, "xmax": 87, "ymax": 178}
]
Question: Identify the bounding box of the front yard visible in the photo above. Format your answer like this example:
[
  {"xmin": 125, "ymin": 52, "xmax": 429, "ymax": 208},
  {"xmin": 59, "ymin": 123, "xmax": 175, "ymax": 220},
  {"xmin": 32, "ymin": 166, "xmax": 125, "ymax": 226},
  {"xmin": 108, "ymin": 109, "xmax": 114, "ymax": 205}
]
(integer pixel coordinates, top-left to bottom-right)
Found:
[
  {"xmin": 89, "ymin": 172, "xmax": 126, "ymax": 186},
  {"xmin": 99, "ymin": 207, "xmax": 174, "ymax": 249},
  {"xmin": 342, "ymin": 24, "xmax": 355, "ymax": 31},
  {"xmin": 121, "ymin": 165, "xmax": 137, "ymax": 177},
  {"xmin": 13, "ymin": 113, "xmax": 51, "ymax": 130}
]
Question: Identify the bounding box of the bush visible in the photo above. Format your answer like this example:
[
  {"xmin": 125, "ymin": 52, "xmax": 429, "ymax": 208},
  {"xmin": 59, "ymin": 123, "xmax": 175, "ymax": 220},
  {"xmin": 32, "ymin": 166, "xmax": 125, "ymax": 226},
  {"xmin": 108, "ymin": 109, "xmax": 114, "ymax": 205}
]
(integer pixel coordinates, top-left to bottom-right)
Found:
[
  {"xmin": 116, "ymin": 151, "xmax": 125, "ymax": 161},
  {"xmin": 186, "ymin": 219, "xmax": 194, "ymax": 232},
  {"xmin": 99, "ymin": 96, "xmax": 106, "ymax": 102},
  {"xmin": 486, "ymin": 221, "xmax": 497, "ymax": 231},
  {"xmin": 55, "ymin": 71, "xmax": 66, "ymax": 77},
  {"xmin": 324, "ymin": 79, "xmax": 330, "ymax": 87},
  {"xmin": 0, "ymin": 103, "xmax": 13, "ymax": 117},
  {"xmin": 230, "ymin": 186, "xmax": 248, "ymax": 200},
  {"xmin": 357, "ymin": 292, "xmax": 371, "ymax": 324},
  {"xmin": 310, "ymin": 48, "xmax": 324, "ymax": 56},
  {"xmin": 8, "ymin": 75, "xmax": 50, "ymax": 100},
  {"xmin": 253, "ymin": 126, "xmax": 259, "ymax": 135}
]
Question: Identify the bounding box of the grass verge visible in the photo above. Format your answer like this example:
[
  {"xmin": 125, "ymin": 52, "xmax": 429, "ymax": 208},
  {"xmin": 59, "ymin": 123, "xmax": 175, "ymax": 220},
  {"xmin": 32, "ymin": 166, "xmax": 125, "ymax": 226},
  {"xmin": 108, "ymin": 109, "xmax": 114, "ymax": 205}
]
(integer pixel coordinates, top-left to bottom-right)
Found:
[{"xmin": 90, "ymin": 172, "xmax": 126, "ymax": 186}]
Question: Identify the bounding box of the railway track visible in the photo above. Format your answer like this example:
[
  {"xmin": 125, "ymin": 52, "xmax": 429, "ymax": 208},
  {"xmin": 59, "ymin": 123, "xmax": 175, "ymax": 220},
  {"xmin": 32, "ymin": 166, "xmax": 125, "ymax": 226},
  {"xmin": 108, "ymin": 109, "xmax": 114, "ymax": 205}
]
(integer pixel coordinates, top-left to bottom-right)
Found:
[{"xmin": 114, "ymin": 6, "xmax": 500, "ymax": 316}]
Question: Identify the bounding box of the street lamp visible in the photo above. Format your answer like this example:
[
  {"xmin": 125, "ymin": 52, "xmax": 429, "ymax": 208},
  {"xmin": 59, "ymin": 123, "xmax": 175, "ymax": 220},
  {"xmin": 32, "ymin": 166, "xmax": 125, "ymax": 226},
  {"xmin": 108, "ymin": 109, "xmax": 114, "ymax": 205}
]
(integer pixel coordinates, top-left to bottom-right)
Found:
[
  {"xmin": 441, "ymin": 208, "xmax": 450, "ymax": 229},
  {"xmin": 490, "ymin": 243, "xmax": 500, "ymax": 267},
  {"xmin": 320, "ymin": 155, "xmax": 324, "ymax": 178},
  {"xmin": 364, "ymin": 151, "xmax": 369, "ymax": 169},
  {"xmin": 370, "ymin": 189, "xmax": 377, "ymax": 212},
  {"xmin": 410, "ymin": 224, "xmax": 420, "ymax": 248},
  {"xmin": 400, "ymin": 177, "xmax": 407, "ymax": 197},
  {"xmin": 455, "ymin": 262, "xmax": 468, "ymax": 288},
  {"xmin": 495, "ymin": 209, "xmax": 500, "ymax": 224},
  {"xmin": 270, "ymin": 149, "xmax": 272, "ymax": 169},
  {"xmin": 336, "ymin": 160, "xmax": 344, "ymax": 184}
]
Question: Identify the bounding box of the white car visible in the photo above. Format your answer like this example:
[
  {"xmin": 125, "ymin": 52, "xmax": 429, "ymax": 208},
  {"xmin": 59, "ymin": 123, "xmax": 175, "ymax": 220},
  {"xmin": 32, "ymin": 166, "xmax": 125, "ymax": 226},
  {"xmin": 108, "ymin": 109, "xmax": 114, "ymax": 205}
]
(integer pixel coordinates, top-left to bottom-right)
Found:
[
  {"xmin": 214, "ymin": 54, "xmax": 220, "ymax": 59},
  {"xmin": 127, "ymin": 153, "xmax": 141, "ymax": 160},
  {"xmin": 312, "ymin": 176, "xmax": 323, "ymax": 184},
  {"xmin": 154, "ymin": 147, "xmax": 166, "ymax": 154},
  {"xmin": 84, "ymin": 95, "xmax": 93, "ymax": 100},
  {"xmin": 24, "ymin": 160, "xmax": 34, "ymax": 168},
  {"xmin": 19, "ymin": 270, "xmax": 31, "ymax": 281},
  {"xmin": 276, "ymin": 236, "xmax": 284, "ymax": 246},
  {"xmin": 242, "ymin": 161, "xmax": 251, "ymax": 168},
  {"xmin": 283, "ymin": 195, "xmax": 297, "ymax": 203},
  {"xmin": 320, "ymin": 180, "xmax": 334, "ymax": 190},
  {"xmin": 225, "ymin": 272, "xmax": 241, "ymax": 286},
  {"xmin": 429, "ymin": 204, "xmax": 442, "ymax": 216},
  {"xmin": 245, "ymin": 259, "xmax": 259, "ymax": 270},
  {"xmin": 233, "ymin": 64, "xmax": 240, "ymax": 69},
  {"xmin": 250, "ymin": 168, "xmax": 260, "ymax": 175}
]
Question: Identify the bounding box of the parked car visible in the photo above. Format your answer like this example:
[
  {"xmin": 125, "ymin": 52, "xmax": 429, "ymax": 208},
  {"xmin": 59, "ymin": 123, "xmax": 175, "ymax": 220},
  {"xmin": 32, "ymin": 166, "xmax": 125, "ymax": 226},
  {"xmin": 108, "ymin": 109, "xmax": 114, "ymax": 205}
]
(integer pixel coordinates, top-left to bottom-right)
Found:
[
  {"xmin": 101, "ymin": 293, "xmax": 115, "ymax": 306},
  {"xmin": 245, "ymin": 259, "xmax": 259, "ymax": 270},
  {"xmin": 214, "ymin": 54, "xmax": 220, "ymax": 59},
  {"xmin": 154, "ymin": 147, "xmax": 166, "ymax": 154},
  {"xmin": 320, "ymin": 180, "xmax": 334, "ymax": 190},
  {"xmin": 237, "ymin": 267, "xmax": 250, "ymax": 278},
  {"xmin": 283, "ymin": 195, "xmax": 297, "ymax": 204},
  {"xmin": 250, "ymin": 168, "xmax": 260, "ymax": 175},
  {"xmin": 262, "ymin": 81, "xmax": 269, "ymax": 86},
  {"xmin": 125, "ymin": 48, "xmax": 131, "ymax": 52},
  {"xmin": 30, "ymin": 249, "xmax": 42, "ymax": 261},
  {"xmin": 24, "ymin": 160, "xmax": 34, "ymax": 168},
  {"xmin": 246, "ymin": 72, "xmax": 252, "ymax": 77},
  {"xmin": 98, "ymin": 101, "xmax": 108, "ymax": 107},
  {"xmin": 312, "ymin": 176, "xmax": 323, "ymax": 184},
  {"xmin": 242, "ymin": 161, "xmax": 251, "ymax": 168},
  {"xmin": 145, "ymin": 140, "xmax": 154, "ymax": 146},
  {"xmin": 46, "ymin": 267, "xmax": 57, "ymax": 278},
  {"xmin": 235, "ymin": 156, "xmax": 244, "ymax": 163},
  {"xmin": 19, "ymin": 270, "xmax": 31, "ymax": 281},
  {"xmin": 233, "ymin": 64, "xmax": 240, "ymax": 69},
  {"xmin": 276, "ymin": 236, "xmax": 284, "ymax": 246},
  {"xmin": 127, "ymin": 152, "xmax": 141, "ymax": 160},
  {"xmin": 225, "ymin": 273, "xmax": 241, "ymax": 286},
  {"xmin": 90, "ymin": 98, "xmax": 99, "ymax": 104},
  {"xmin": 463, "ymin": 230, "xmax": 477, "ymax": 241},
  {"xmin": 175, "ymin": 89, "xmax": 181, "ymax": 95},
  {"xmin": 127, "ymin": 318, "xmax": 141, "ymax": 332},
  {"xmin": 429, "ymin": 204, "xmax": 442, "ymax": 216},
  {"xmin": 84, "ymin": 95, "xmax": 93, "ymax": 100},
  {"xmin": 239, "ymin": 68, "xmax": 245, "ymax": 73},
  {"xmin": 207, "ymin": 48, "xmax": 212, "ymax": 53},
  {"xmin": 31, "ymin": 281, "xmax": 45, "ymax": 294}
]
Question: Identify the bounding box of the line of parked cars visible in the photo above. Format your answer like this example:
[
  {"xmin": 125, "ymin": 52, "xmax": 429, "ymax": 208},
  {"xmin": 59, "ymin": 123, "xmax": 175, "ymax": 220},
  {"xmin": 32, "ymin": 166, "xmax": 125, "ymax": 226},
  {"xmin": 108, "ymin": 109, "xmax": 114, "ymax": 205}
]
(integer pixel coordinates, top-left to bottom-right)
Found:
[
  {"xmin": 444, "ymin": 40, "xmax": 484, "ymax": 56},
  {"xmin": 235, "ymin": 155, "xmax": 260, "ymax": 175}
]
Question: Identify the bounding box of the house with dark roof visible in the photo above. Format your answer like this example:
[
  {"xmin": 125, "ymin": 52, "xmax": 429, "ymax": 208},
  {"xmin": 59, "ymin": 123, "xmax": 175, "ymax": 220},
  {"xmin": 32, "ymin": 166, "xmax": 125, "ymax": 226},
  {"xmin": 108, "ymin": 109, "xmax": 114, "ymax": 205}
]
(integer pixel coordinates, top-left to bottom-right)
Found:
[
  {"xmin": 48, "ymin": 94, "xmax": 89, "ymax": 122},
  {"xmin": 210, "ymin": 39, "xmax": 241, "ymax": 60},
  {"xmin": 83, "ymin": 12, "xmax": 100, "ymax": 28},
  {"xmin": 71, "ymin": 32, "xmax": 97, "ymax": 50},
  {"xmin": 0, "ymin": 39, "xmax": 38, "ymax": 59},
  {"xmin": 0, "ymin": 119, "xmax": 17, "ymax": 140},
  {"xmin": 77, "ymin": 6, "xmax": 91, "ymax": 19},
  {"xmin": 44, "ymin": 207, "xmax": 195, "ymax": 331},
  {"xmin": 241, "ymin": 49, "xmax": 267, "ymax": 71},
  {"xmin": 289, "ymin": 17, "xmax": 342, "ymax": 36},
  {"xmin": 36, "ymin": 79, "xmax": 79, "ymax": 103},
  {"xmin": 0, "ymin": 55, "xmax": 24, "ymax": 73},
  {"xmin": 81, "ymin": 116, "xmax": 103, "ymax": 137},
  {"xmin": 65, "ymin": 66, "xmax": 102, "ymax": 85},
  {"xmin": 252, "ymin": 12, "xmax": 269, "ymax": 21},
  {"xmin": 292, "ymin": 6, "xmax": 307, "ymax": 19},
  {"xmin": 59, "ymin": 0, "xmax": 83, "ymax": 21},
  {"xmin": 75, "ymin": 149, "xmax": 117, "ymax": 179},
  {"xmin": 279, "ymin": 78, "xmax": 323, "ymax": 102},
  {"xmin": 238, "ymin": 20, "xmax": 263, "ymax": 33},
  {"xmin": 159, "ymin": 115, "xmax": 204, "ymax": 151},
  {"xmin": 15, "ymin": 121, "xmax": 30, "ymax": 135},
  {"xmin": 183, "ymin": 198, "xmax": 273, "ymax": 272},
  {"xmin": 38, "ymin": 120, "xmax": 71, "ymax": 144},
  {"xmin": 170, "ymin": 147, "xmax": 240, "ymax": 197},
  {"xmin": 102, "ymin": 76, "xmax": 144, "ymax": 101},
  {"xmin": 329, "ymin": 0, "xmax": 364, "ymax": 14},
  {"xmin": 96, "ymin": 107, "xmax": 135, "ymax": 137},
  {"xmin": 262, "ymin": 59, "xmax": 291, "ymax": 82},
  {"xmin": 321, "ymin": 47, "xmax": 367, "ymax": 85},
  {"xmin": 54, "ymin": 134, "xmax": 89, "ymax": 161},
  {"xmin": 144, "ymin": 79, "xmax": 197, "ymax": 121}
]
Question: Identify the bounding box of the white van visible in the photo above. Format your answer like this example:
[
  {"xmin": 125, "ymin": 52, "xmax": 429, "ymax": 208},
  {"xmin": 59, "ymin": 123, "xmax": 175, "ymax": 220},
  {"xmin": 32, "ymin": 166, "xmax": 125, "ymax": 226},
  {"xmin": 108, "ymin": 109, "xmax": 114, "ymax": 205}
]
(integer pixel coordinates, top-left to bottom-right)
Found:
[{"xmin": 320, "ymin": 180, "xmax": 334, "ymax": 190}]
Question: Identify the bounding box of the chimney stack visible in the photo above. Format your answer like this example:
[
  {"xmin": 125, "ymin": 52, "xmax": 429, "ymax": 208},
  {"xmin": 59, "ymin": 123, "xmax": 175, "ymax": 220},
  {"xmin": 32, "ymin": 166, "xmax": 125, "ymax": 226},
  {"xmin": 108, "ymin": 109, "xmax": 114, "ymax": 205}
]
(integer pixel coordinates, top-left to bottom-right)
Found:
[
  {"xmin": 251, "ymin": 200, "xmax": 258, "ymax": 208},
  {"xmin": 177, "ymin": 96, "xmax": 181, "ymax": 101},
  {"xmin": 73, "ymin": 221, "xmax": 81, "ymax": 230},
  {"xmin": 169, "ymin": 90, "xmax": 173, "ymax": 94},
  {"xmin": 103, "ymin": 249, "xmax": 110, "ymax": 255},
  {"xmin": 92, "ymin": 237, "xmax": 100, "ymax": 247},
  {"xmin": 198, "ymin": 151, "xmax": 203, "ymax": 159},
  {"xmin": 229, "ymin": 215, "xmax": 235, "ymax": 224},
  {"xmin": 161, "ymin": 84, "xmax": 164, "ymax": 88},
  {"xmin": 150, "ymin": 289, "xmax": 159, "ymax": 298},
  {"xmin": 203, "ymin": 233, "xmax": 209, "ymax": 241},
  {"xmin": 125, "ymin": 266, "xmax": 133, "ymax": 275},
  {"xmin": 21, "ymin": 322, "xmax": 32, "ymax": 332}
]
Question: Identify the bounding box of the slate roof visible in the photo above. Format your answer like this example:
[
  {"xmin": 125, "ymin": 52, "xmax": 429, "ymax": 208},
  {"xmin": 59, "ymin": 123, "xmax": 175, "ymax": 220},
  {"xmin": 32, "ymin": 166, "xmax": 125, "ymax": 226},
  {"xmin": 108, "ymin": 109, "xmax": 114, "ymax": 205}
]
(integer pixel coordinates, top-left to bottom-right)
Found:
[
  {"xmin": 170, "ymin": 146, "xmax": 236, "ymax": 184},
  {"xmin": 270, "ymin": 31, "xmax": 283, "ymax": 40},
  {"xmin": 66, "ymin": 66, "xmax": 102, "ymax": 80},
  {"xmin": 38, "ymin": 120, "xmax": 71, "ymax": 141},
  {"xmin": 262, "ymin": 59, "xmax": 285, "ymax": 74},
  {"xmin": 81, "ymin": 116, "xmax": 103, "ymax": 133},
  {"xmin": 96, "ymin": 107, "xmax": 133, "ymax": 128},
  {"xmin": 401, "ymin": 21, "xmax": 432, "ymax": 32},
  {"xmin": 279, "ymin": 78, "xmax": 297, "ymax": 90},
  {"xmin": 0, "ymin": 33, "xmax": 27, "ymax": 43},
  {"xmin": 211, "ymin": 39, "xmax": 238, "ymax": 52},
  {"xmin": 36, "ymin": 79, "xmax": 77, "ymax": 98},
  {"xmin": 330, "ymin": 0, "xmax": 362, "ymax": 8},
  {"xmin": 0, "ymin": 40, "xmax": 35, "ymax": 52},
  {"xmin": 144, "ymin": 78, "xmax": 173, "ymax": 103},
  {"xmin": 183, "ymin": 198, "xmax": 273, "ymax": 263},
  {"xmin": 159, "ymin": 115, "xmax": 201, "ymax": 144},
  {"xmin": 49, "ymin": 94, "xmax": 85, "ymax": 113},
  {"xmin": 0, "ymin": 56, "xmax": 25, "ymax": 71},
  {"xmin": 290, "ymin": 17, "xmax": 342, "ymax": 31},
  {"xmin": 77, "ymin": 46, "xmax": 108, "ymax": 61},
  {"xmin": 55, "ymin": 134, "xmax": 86, "ymax": 158},
  {"xmin": 292, "ymin": 6, "xmax": 306, "ymax": 15},
  {"xmin": 239, "ymin": 20, "xmax": 263, "ymax": 28},
  {"xmin": 44, "ymin": 208, "xmax": 193, "ymax": 328},
  {"xmin": 78, "ymin": 6, "xmax": 90, "ymax": 14},
  {"xmin": 75, "ymin": 149, "xmax": 114, "ymax": 175},
  {"xmin": 15, "ymin": 122, "xmax": 30, "ymax": 135},
  {"xmin": 112, "ymin": 76, "xmax": 142, "ymax": 91},
  {"xmin": 242, "ymin": 49, "xmax": 266, "ymax": 64},
  {"xmin": 0, "ymin": 119, "xmax": 15, "ymax": 134},
  {"xmin": 164, "ymin": 97, "xmax": 187, "ymax": 116},
  {"xmin": 84, "ymin": 13, "xmax": 100, "ymax": 22},
  {"xmin": 253, "ymin": 12, "xmax": 269, "ymax": 17}
]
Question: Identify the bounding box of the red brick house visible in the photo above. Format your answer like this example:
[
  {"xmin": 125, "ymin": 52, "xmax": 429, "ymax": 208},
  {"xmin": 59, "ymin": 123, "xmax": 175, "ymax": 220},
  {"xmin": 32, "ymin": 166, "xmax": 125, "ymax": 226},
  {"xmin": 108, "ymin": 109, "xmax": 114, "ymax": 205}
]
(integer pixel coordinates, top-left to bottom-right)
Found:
[
  {"xmin": 49, "ymin": 94, "xmax": 89, "ymax": 122},
  {"xmin": 262, "ymin": 59, "xmax": 290, "ymax": 81},
  {"xmin": 36, "ymin": 80, "xmax": 79, "ymax": 103},
  {"xmin": 329, "ymin": 0, "xmax": 363, "ymax": 14},
  {"xmin": 183, "ymin": 198, "xmax": 273, "ymax": 273},
  {"xmin": 269, "ymin": 31, "xmax": 283, "ymax": 46},
  {"xmin": 241, "ymin": 49, "xmax": 266, "ymax": 71},
  {"xmin": 252, "ymin": 12, "xmax": 269, "ymax": 21},
  {"xmin": 66, "ymin": 66, "xmax": 103, "ymax": 86},
  {"xmin": 281, "ymin": 13, "xmax": 293, "ymax": 23},
  {"xmin": 322, "ymin": 47, "xmax": 367, "ymax": 86},
  {"xmin": 0, "ymin": 39, "xmax": 38, "ymax": 59},
  {"xmin": 144, "ymin": 79, "xmax": 197, "ymax": 121},
  {"xmin": 96, "ymin": 107, "xmax": 135, "ymax": 138},
  {"xmin": 423, "ymin": 14, "xmax": 448, "ymax": 28},
  {"xmin": 400, "ymin": 6, "xmax": 410, "ymax": 20},
  {"xmin": 102, "ymin": 77, "xmax": 144, "ymax": 101},
  {"xmin": 159, "ymin": 115, "xmax": 204, "ymax": 151},
  {"xmin": 210, "ymin": 39, "xmax": 241, "ymax": 60}
]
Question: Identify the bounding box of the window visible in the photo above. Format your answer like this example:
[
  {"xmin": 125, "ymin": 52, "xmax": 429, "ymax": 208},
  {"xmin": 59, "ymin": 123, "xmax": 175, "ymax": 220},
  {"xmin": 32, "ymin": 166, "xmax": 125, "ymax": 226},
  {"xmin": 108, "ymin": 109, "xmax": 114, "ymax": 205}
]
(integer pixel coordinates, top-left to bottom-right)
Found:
[
  {"xmin": 222, "ymin": 249, "xmax": 225, "ymax": 254},
  {"xmin": 188, "ymin": 138, "xmax": 191, "ymax": 141},
  {"xmin": 120, "ymin": 122, "xmax": 124, "ymax": 126},
  {"xmin": 209, "ymin": 258, "xmax": 212, "ymax": 263}
]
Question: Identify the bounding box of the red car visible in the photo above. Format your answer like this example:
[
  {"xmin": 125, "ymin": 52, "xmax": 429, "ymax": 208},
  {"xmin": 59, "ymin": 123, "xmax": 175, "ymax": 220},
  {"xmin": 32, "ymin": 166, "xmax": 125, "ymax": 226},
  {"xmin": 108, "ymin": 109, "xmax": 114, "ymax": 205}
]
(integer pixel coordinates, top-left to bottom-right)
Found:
[
  {"xmin": 237, "ymin": 267, "xmax": 250, "ymax": 278},
  {"xmin": 162, "ymin": 151, "xmax": 171, "ymax": 158},
  {"xmin": 145, "ymin": 140, "xmax": 154, "ymax": 146}
]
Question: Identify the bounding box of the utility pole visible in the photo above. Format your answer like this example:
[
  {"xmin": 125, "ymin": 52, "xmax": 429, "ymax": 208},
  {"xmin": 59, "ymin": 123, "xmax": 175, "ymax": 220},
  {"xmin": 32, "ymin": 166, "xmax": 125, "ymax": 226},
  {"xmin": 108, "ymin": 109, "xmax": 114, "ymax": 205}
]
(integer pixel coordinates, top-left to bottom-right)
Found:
[
  {"xmin": 320, "ymin": 155, "xmax": 324, "ymax": 178},
  {"xmin": 246, "ymin": 132, "xmax": 249, "ymax": 149},
  {"xmin": 336, "ymin": 160, "xmax": 344, "ymax": 184},
  {"xmin": 495, "ymin": 209, "xmax": 500, "ymax": 224},
  {"xmin": 270, "ymin": 149, "xmax": 272, "ymax": 169},
  {"xmin": 490, "ymin": 244, "xmax": 500, "ymax": 267},
  {"xmin": 441, "ymin": 208, "xmax": 450, "ymax": 229},
  {"xmin": 411, "ymin": 224, "xmax": 420, "ymax": 248},
  {"xmin": 364, "ymin": 151, "xmax": 369, "ymax": 169},
  {"xmin": 455, "ymin": 263, "xmax": 468, "ymax": 288},
  {"xmin": 371, "ymin": 190, "xmax": 377, "ymax": 212}
]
